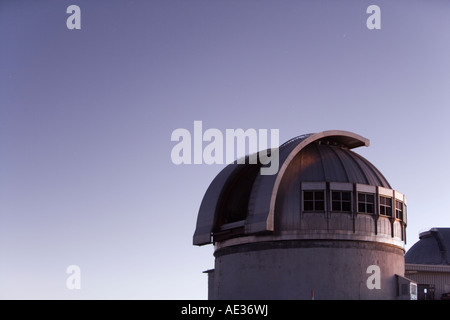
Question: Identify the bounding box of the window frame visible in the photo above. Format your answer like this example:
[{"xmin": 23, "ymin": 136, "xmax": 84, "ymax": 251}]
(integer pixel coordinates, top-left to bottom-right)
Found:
[
  {"xmin": 379, "ymin": 195, "xmax": 393, "ymax": 217},
  {"xmin": 357, "ymin": 192, "xmax": 375, "ymax": 214},
  {"xmin": 395, "ymin": 200, "xmax": 404, "ymax": 220},
  {"xmin": 331, "ymin": 190, "xmax": 352, "ymax": 212},
  {"xmin": 303, "ymin": 190, "xmax": 325, "ymax": 212}
]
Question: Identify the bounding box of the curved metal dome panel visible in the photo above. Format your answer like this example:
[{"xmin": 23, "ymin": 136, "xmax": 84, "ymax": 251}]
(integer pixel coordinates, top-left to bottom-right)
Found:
[{"xmin": 294, "ymin": 143, "xmax": 391, "ymax": 187}]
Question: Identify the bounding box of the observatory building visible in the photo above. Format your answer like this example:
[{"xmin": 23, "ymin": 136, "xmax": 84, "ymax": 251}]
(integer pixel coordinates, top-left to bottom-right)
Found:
[{"xmin": 194, "ymin": 130, "xmax": 413, "ymax": 299}]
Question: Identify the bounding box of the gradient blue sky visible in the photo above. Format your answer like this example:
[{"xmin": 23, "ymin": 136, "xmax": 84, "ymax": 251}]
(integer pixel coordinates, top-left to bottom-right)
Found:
[{"xmin": 1, "ymin": 0, "xmax": 450, "ymax": 299}]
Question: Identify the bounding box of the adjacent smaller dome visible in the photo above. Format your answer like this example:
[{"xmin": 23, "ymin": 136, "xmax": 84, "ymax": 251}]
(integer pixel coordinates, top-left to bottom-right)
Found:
[{"xmin": 405, "ymin": 228, "xmax": 450, "ymax": 265}]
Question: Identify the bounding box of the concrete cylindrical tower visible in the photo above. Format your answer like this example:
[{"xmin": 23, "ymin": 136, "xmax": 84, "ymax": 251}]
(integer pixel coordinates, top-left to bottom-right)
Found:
[{"xmin": 194, "ymin": 131, "xmax": 408, "ymax": 300}]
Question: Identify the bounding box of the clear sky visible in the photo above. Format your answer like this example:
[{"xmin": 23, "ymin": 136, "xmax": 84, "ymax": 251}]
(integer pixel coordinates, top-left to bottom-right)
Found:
[{"xmin": 1, "ymin": 0, "xmax": 450, "ymax": 299}]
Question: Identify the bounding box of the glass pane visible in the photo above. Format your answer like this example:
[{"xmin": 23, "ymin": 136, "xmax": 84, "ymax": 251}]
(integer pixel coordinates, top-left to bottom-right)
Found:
[
  {"xmin": 304, "ymin": 191, "xmax": 313, "ymax": 201},
  {"xmin": 366, "ymin": 204, "xmax": 374, "ymax": 213},
  {"xmin": 367, "ymin": 194, "xmax": 375, "ymax": 204}
]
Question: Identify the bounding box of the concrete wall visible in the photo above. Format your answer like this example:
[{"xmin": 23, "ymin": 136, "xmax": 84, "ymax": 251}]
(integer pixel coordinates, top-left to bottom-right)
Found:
[{"xmin": 210, "ymin": 240, "xmax": 405, "ymax": 300}]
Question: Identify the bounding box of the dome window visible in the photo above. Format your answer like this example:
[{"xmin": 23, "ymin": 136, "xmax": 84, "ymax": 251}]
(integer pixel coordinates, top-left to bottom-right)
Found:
[
  {"xmin": 379, "ymin": 196, "xmax": 393, "ymax": 217},
  {"xmin": 358, "ymin": 192, "xmax": 375, "ymax": 214},
  {"xmin": 395, "ymin": 200, "xmax": 404, "ymax": 220},
  {"xmin": 303, "ymin": 190, "xmax": 325, "ymax": 211},
  {"xmin": 331, "ymin": 191, "xmax": 352, "ymax": 212}
]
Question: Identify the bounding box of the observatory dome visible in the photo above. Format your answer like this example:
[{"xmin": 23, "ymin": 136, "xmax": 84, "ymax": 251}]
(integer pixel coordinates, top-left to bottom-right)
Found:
[
  {"xmin": 405, "ymin": 228, "xmax": 450, "ymax": 265},
  {"xmin": 194, "ymin": 130, "xmax": 406, "ymax": 248}
]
